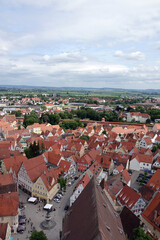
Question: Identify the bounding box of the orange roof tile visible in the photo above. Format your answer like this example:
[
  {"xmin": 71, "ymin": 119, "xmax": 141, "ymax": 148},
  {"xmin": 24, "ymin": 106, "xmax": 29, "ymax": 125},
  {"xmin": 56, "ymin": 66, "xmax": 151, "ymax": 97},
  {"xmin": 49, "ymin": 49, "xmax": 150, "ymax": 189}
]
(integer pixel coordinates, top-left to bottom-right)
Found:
[{"xmin": 0, "ymin": 192, "xmax": 19, "ymax": 217}]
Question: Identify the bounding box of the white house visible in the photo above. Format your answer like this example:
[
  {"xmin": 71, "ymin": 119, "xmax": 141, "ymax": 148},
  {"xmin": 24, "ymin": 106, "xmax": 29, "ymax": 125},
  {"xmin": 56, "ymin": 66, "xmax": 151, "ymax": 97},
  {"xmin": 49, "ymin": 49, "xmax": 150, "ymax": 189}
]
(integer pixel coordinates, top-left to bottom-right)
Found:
[
  {"xmin": 127, "ymin": 112, "xmax": 150, "ymax": 123},
  {"xmin": 18, "ymin": 155, "xmax": 47, "ymax": 195},
  {"xmin": 153, "ymin": 158, "xmax": 160, "ymax": 169},
  {"xmin": 129, "ymin": 154, "xmax": 153, "ymax": 171},
  {"xmin": 139, "ymin": 136, "xmax": 153, "ymax": 150},
  {"xmin": 70, "ymin": 173, "xmax": 90, "ymax": 206}
]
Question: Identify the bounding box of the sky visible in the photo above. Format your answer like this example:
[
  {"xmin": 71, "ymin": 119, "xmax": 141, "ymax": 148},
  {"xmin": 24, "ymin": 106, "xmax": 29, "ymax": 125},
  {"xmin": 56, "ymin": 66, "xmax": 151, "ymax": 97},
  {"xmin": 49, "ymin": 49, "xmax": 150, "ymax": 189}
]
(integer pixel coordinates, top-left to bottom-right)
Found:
[{"xmin": 1, "ymin": 0, "xmax": 160, "ymax": 89}]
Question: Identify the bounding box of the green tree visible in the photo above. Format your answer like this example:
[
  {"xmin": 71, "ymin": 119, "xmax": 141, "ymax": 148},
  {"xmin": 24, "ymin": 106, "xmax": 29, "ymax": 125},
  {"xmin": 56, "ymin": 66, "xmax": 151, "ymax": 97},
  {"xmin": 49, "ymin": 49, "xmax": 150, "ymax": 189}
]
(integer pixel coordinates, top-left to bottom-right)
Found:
[
  {"xmin": 30, "ymin": 230, "xmax": 48, "ymax": 240},
  {"xmin": 80, "ymin": 135, "xmax": 89, "ymax": 141},
  {"xmin": 41, "ymin": 105, "xmax": 47, "ymax": 111},
  {"xmin": 146, "ymin": 119, "xmax": 151, "ymax": 124},
  {"xmin": 23, "ymin": 111, "xmax": 39, "ymax": 128},
  {"xmin": 40, "ymin": 142, "xmax": 45, "ymax": 154},
  {"xmin": 131, "ymin": 227, "xmax": 152, "ymax": 240},
  {"xmin": 24, "ymin": 141, "xmax": 41, "ymax": 159},
  {"xmin": 58, "ymin": 178, "xmax": 67, "ymax": 190}
]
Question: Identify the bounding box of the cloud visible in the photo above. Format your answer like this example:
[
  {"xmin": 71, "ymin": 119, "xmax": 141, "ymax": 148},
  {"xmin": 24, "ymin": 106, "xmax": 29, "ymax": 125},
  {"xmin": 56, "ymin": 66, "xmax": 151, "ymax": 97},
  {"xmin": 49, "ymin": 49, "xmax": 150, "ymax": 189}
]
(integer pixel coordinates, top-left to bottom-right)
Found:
[
  {"xmin": 0, "ymin": 51, "xmax": 159, "ymax": 89},
  {"xmin": 0, "ymin": 0, "xmax": 160, "ymax": 88},
  {"xmin": 114, "ymin": 50, "xmax": 146, "ymax": 60}
]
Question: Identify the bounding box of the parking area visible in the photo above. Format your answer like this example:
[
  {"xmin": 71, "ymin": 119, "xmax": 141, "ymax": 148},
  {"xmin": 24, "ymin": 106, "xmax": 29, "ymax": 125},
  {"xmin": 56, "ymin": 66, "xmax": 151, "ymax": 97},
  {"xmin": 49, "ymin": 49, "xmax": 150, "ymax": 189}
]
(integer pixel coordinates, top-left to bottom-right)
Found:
[
  {"xmin": 131, "ymin": 170, "xmax": 152, "ymax": 192},
  {"xmin": 12, "ymin": 175, "xmax": 81, "ymax": 240}
]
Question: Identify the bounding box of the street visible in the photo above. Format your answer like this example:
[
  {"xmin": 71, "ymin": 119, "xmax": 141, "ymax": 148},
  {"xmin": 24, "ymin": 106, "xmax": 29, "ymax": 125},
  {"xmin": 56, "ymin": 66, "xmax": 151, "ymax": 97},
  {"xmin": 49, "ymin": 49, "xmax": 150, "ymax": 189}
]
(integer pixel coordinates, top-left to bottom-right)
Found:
[{"xmin": 12, "ymin": 176, "xmax": 81, "ymax": 240}]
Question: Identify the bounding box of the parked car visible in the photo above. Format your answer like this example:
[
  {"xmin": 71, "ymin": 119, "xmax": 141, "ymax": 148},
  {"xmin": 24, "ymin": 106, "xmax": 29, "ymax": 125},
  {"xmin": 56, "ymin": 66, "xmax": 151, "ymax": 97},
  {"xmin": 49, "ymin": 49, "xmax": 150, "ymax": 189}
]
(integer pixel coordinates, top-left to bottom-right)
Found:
[
  {"xmin": 57, "ymin": 194, "xmax": 62, "ymax": 198},
  {"xmin": 64, "ymin": 205, "xmax": 69, "ymax": 211},
  {"xmin": 19, "ymin": 215, "xmax": 26, "ymax": 220},
  {"xmin": 19, "ymin": 203, "xmax": 24, "ymax": 210},
  {"xmin": 54, "ymin": 198, "xmax": 60, "ymax": 203},
  {"xmin": 19, "ymin": 218, "xmax": 26, "ymax": 225},
  {"xmin": 17, "ymin": 225, "xmax": 26, "ymax": 233},
  {"xmin": 74, "ymin": 176, "xmax": 78, "ymax": 180},
  {"xmin": 58, "ymin": 191, "xmax": 64, "ymax": 195}
]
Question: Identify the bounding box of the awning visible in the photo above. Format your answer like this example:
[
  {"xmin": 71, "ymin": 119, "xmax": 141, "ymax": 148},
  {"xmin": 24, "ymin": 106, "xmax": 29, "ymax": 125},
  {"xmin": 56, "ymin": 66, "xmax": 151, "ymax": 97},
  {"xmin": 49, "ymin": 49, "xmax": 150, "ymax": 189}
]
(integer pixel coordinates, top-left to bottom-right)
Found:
[
  {"xmin": 28, "ymin": 197, "xmax": 37, "ymax": 203},
  {"xmin": 43, "ymin": 204, "xmax": 53, "ymax": 210}
]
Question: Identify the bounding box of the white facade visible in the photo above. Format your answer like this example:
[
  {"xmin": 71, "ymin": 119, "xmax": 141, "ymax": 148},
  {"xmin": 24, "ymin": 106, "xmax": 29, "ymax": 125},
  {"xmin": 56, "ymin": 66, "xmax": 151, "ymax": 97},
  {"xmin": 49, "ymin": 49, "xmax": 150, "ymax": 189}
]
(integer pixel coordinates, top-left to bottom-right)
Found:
[
  {"xmin": 131, "ymin": 198, "xmax": 146, "ymax": 216},
  {"xmin": 139, "ymin": 162, "xmax": 152, "ymax": 171},
  {"xmin": 139, "ymin": 138, "xmax": 153, "ymax": 149},
  {"xmin": 129, "ymin": 158, "xmax": 140, "ymax": 171},
  {"xmin": 130, "ymin": 157, "xmax": 152, "ymax": 171},
  {"xmin": 70, "ymin": 184, "xmax": 84, "ymax": 206},
  {"xmin": 127, "ymin": 113, "xmax": 149, "ymax": 123},
  {"xmin": 153, "ymin": 160, "xmax": 160, "ymax": 169},
  {"xmin": 18, "ymin": 163, "xmax": 33, "ymax": 193}
]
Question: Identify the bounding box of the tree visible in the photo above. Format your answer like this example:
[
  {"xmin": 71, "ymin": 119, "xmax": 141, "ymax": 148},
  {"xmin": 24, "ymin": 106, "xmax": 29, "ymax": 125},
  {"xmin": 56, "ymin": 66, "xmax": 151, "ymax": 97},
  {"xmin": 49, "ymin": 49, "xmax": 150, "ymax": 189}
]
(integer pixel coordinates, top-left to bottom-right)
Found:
[
  {"xmin": 23, "ymin": 111, "xmax": 39, "ymax": 128},
  {"xmin": 80, "ymin": 135, "xmax": 89, "ymax": 141},
  {"xmin": 58, "ymin": 178, "xmax": 67, "ymax": 190},
  {"xmin": 41, "ymin": 105, "xmax": 47, "ymax": 111},
  {"xmin": 24, "ymin": 141, "xmax": 41, "ymax": 159},
  {"xmin": 40, "ymin": 142, "xmax": 45, "ymax": 154},
  {"xmin": 146, "ymin": 119, "xmax": 151, "ymax": 124},
  {"xmin": 30, "ymin": 230, "xmax": 48, "ymax": 240},
  {"xmin": 131, "ymin": 227, "xmax": 153, "ymax": 240}
]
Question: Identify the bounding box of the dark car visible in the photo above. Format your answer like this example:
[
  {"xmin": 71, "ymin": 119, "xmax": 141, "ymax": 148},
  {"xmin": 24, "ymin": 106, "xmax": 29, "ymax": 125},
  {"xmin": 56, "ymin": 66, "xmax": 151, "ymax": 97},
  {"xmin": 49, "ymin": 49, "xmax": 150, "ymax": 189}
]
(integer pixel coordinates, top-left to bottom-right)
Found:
[
  {"xmin": 74, "ymin": 176, "xmax": 78, "ymax": 180},
  {"xmin": 19, "ymin": 215, "xmax": 26, "ymax": 220},
  {"xmin": 64, "ymin": 205, "xmax": 69, "ymax": 211}
]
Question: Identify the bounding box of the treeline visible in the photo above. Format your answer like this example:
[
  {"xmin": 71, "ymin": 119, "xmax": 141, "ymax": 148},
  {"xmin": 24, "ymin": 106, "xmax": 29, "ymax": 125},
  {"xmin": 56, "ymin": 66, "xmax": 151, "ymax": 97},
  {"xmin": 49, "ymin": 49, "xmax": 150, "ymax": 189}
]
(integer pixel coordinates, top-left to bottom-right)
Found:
[{"xmin": 23, "ymin": 108, "xmax": 118, "ymax": 130}]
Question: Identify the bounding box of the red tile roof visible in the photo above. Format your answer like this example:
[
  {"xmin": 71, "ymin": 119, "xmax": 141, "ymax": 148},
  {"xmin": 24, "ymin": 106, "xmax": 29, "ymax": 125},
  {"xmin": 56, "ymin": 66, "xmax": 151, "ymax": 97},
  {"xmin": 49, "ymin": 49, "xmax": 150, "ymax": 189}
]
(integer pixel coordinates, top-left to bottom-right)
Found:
[
  {"xmin": 132, "ymin": 153, "xmax": 153, "ymax": 164},
  {"xmin": 0, "ymin": 173, "xmax": 14, "ymax": 186},
  {"xmin": 142, "ymin": 192, "xmax": 160, "ymax": 232},
  {"xmin": 122, "ymin": 169, "xmax": 131, "ymax": 184},
  {"xmin": 117, "ymin": 185, "xmax": 141, "ymax": 210},
  {"xmin": 0, "ymin": 192, "xmax": 19, "ymax": 217},
  {"xmin": 3, "ymin": 155, "xmax": 27, "ymax": 175},
  {"xmin": 58, "ymin": 160, "xmax": 71, "ymax": 174},
  {"xmin": 146, "ymin": 169, "xmax": 160, "ymax": 191},
  {"xmin": 23, "ymin": 155, "xmax": 47, "ymax": 182},
  {"xmin": 76, "ymin": 173, "xmax": 90, "ymax": 189},
  {"xmin": 97, "ymin": 155, "xmax": 112, "ymax": 169}
]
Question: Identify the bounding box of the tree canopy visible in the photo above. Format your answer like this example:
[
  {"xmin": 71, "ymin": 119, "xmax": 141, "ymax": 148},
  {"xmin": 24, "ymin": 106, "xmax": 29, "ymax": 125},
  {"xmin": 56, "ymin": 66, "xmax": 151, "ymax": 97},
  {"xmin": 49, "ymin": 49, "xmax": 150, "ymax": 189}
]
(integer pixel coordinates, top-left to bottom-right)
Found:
[
  {"xmin": 131, "ymin": 227, "xmax": 153, "ymax": 240},
  {"xmin": 29, "ymin": 230, "xmax": 48, "ymax": 240}
]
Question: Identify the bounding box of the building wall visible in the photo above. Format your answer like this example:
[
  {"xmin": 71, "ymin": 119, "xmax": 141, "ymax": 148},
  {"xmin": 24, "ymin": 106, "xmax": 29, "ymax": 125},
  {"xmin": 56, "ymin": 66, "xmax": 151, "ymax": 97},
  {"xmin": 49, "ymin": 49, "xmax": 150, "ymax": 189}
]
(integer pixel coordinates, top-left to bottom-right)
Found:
[
  {"xmin": 70, "ymin": 184, "xmax": 84, "ymax": 206},
  {"xmin": 32, "ymin": 177, "xmax": 48, "ymax": 202},
  {"xmin": 129, "ymin": 158, "xmax": 140, "ymax": 171},
  {"xmin": 18, "ymin": 164, "xmax": 33, "ymax": 193},
  {"xmin": 1, "ymin": 162, "xmax": 7, "ymax": 174},
  {"xmin": 33, "ymin": 127, "xmax": 41, "ymax": 134},
  {"xmin": 32, "ymin": 177, "xmax": 59, "ymax": 203},
  {"xmin": 131, "ymin": 198, "xmax": 146, "ymax": 216},
  {"xmin": 139, "ymin": 162, "xmax": 152, "ymax": 170},
  {"xmin": 0, "ymin": 215, "xmax": 18, "ymax": 234},
  {"xmin": 5, "ymin": 223, "xmax": 11, "ymax": 240},
  {"xmin": 142, "ymin": 217, "xmax": 160, "ymax": 240}
]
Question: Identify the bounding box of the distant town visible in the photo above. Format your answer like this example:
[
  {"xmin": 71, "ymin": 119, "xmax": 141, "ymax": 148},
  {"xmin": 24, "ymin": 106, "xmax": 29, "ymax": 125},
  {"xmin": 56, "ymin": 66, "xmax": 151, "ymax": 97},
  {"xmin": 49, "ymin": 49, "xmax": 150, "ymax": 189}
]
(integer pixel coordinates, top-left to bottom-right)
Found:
[{"xmin": 1, "ymin": 87, "xmax": 160, "ymax": 239}]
